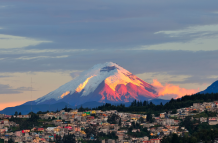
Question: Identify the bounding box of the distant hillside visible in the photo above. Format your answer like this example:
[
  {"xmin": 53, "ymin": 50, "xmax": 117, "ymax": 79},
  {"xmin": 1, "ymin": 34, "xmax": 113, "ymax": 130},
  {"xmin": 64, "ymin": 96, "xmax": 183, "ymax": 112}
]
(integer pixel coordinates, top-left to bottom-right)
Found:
[
  {"xmin": 0, "ymin": 99, "xmax": 168, "ymax": 115},
  {"xmin": 0, "ymin": 102, "xmax": 71, "ymax": 115},
  {"xmin": 201, "ymin": 80, "xmax": 218, "ymax": 94}
]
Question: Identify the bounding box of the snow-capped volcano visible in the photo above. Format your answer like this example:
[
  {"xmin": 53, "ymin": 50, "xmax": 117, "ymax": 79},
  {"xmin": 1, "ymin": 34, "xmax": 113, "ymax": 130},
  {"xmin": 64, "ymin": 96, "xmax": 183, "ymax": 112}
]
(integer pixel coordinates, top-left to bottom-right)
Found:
[{"xmin": 35, "ymin": 62, "xmax": 158, "ymax": 105}]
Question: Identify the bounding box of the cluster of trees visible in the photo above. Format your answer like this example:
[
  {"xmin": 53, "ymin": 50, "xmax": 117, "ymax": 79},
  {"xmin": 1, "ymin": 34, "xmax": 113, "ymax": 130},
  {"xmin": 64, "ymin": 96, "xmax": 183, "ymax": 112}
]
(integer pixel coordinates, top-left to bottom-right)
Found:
[
  {"xmin": 14, "ymin": 111, "xmax": 22, "ymax": 116},
  {"xmin": 37, "ymin": 110, "xmax": 50, "ymax": 114},
  {"xmin": 130, "ymin": 100, "xmax": 163, "ymax": 107},
  {"xmin": 127, "ymin": 122, "xmax": 150, "ymax": 138},
  {"xmin": 162, "ymin": 128, "xmax": 218, "ymax": 143},
  {"xmin": 162, "ymin": 116, "xmax": 218, "ymax": 143},
  {"xmin": 98, "ymin": 132, "xmax": 118, "ymax": 140},
  {"xmin": 161, "ymin": 134, "xmax": 197, "ymax": 143},
  {"xmin": 146, "ymin": 113, "xmax": 154, "ymax": 123},
  {"xmin": 9, "ymin": 112, "xmax": 51, "ymax": 130},
  {"xmin": 78, "ymin": 106, "xmax": 91, "ymax": 112},
  {"xmin": 84, "ymin": 126, "xmax": 98, "ymax": 139},
  {"xmin": 180, "ymin": 115, "xmax": 218, "ymax": 133},
  {"xmin": 83, "ymin": 125, "xmax": 118, "ymax": 141},
  {"xmin": 107, "ymin": 114, "xmax": 120, "ymax": 124},
  {"xmin": 192, "ymin": 110, "xmax": 217, "ymax": 118},
  {"xmin": 61, "ymin": 134, "xmax": 76, "ymax": 143},
  {"xmin": 54, "ymin": 134, "xmax": 76, "ymax": 143},
  {"xmin": 62, "ymin": 106, "xmax": 73, "ymax": 112}
]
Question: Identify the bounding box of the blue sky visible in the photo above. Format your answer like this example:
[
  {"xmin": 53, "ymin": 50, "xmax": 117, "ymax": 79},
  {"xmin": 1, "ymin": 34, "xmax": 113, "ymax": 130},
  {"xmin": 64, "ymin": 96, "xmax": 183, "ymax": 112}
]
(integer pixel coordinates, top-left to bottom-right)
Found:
[{"xmin": 0, "ymin": 0, "xmax": 218, "ymax": 109}]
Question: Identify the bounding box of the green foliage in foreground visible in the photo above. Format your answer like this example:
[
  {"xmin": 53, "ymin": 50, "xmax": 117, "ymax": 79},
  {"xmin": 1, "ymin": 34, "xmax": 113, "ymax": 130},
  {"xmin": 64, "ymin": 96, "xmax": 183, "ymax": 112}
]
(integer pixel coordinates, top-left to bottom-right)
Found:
[
  {"xmin": 163, "ymin": 116, "xmax": 218, "ymax": 143},
  {"xmin": 162, "ymin": 128, "xmax": 218, "ymax": 143},
  {"xmin": 161, "ymin": 134, "xmax": 197, "ymax": 143}
]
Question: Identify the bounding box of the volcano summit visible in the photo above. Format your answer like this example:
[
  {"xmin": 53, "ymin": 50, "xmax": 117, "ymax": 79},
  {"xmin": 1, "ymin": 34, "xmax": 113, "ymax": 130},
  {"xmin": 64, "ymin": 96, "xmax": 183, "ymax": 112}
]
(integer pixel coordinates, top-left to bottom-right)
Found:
[{"xmin": 35, "ymin": 62, "xmax": 158, "ymax": 106}]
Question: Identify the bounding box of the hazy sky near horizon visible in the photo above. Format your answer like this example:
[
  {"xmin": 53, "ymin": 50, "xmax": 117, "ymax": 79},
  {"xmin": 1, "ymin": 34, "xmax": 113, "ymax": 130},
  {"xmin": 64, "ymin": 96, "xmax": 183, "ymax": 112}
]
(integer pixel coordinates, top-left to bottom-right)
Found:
[{"xmin": 1, "ymin": 0, "xmax": 218, "ymax": 110}]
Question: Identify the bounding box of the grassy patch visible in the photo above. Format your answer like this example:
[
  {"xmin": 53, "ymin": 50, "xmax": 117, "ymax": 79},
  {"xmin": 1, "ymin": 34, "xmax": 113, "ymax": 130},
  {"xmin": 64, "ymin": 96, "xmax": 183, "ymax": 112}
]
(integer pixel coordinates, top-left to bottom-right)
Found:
[
  {"xmin": 192, "ymin": 112, "xmax": 208, "ymax": 118},
  {"xmin": 192, "ymin": 111, "xmax": 217, "ymax": 118},
  {"xmin": 11, "ymin": 126, "xmax": 20, "ymax": 132},
  {"xmin": 169, "ymin": 117, "xmax": 178, "ymax": 120}
]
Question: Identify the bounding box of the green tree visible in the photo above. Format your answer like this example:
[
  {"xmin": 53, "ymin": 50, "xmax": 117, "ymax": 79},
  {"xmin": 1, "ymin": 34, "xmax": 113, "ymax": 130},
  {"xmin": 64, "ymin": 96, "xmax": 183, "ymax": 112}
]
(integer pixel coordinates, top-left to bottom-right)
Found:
[
  {"xmin": 118, "ymin": 118, "xmax": 121, "ymax": 126},
  {"xmin": 85, "ymin": 126, "xmax": 97, "ymax": 138},
  {"xmin": 146, "ymin": 113, "xmax": 153, "ymax": 123},
  {"xmin": 78, "ymin": 106, "xmax": 85, "ymax": 112},
  {"xmin": 171, "ymin": 134, "xmax": 179, "ymax": 143},
  {"xmin": 14, "ymin": 111, "xmax": 18, "ymax": 117},
  {"xmin": 8, "ymin": 138, "xmax": 13, "ymax": 143},
  {"xmin": 139, "ymin": 117, "xmax": 144, "ymax": 123},
  {"xmin": 171, "ymin": 109, "xmax": 177, "ymax": 114},
  {"xmin": 128, "ymin": 126, "xmax": 133, "ymax": 132},
  {"xmin": 107, "ymin": 114, "xmax": 120, "ymax": 124},
  {"xmin": 160, "ymin": 102, "xmax": 163, "ymax": 106},
  {"xmin": 62, "ymin": 133, "xmax": 76, "ymax": 143},
  {"xmin": 55, "ymin": 135, "xmax": 61, "ymax": 143},
  {"xmin": 143, "ymin": 101, "xmax": 147, "ymax": 106},
  {"xmin": 189, "ymin": 136, "xmax": 197, "ymax": 143}
]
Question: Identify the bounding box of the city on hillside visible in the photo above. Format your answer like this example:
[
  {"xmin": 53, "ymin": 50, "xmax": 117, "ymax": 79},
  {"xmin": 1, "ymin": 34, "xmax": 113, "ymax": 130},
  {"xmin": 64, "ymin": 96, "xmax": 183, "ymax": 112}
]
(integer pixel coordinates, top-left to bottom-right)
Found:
[{"xmin": 1, "ymin": 100, "xmax": 218, "ymax": 143}]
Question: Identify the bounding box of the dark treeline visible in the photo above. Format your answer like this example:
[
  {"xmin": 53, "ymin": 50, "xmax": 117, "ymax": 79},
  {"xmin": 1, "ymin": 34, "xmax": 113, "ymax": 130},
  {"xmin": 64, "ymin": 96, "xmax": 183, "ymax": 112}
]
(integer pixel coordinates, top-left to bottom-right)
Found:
[{"xmin": 91, "ymin": 93, "xmax": 218, "ymax": 115}]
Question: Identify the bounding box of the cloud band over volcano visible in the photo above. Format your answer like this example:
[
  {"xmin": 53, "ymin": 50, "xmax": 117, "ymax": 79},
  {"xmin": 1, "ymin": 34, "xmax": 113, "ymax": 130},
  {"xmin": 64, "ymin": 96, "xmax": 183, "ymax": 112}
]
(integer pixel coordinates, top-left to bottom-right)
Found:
[{"xmin": 152, "ymin": 79, "xmax": 199, "ymax": 99}]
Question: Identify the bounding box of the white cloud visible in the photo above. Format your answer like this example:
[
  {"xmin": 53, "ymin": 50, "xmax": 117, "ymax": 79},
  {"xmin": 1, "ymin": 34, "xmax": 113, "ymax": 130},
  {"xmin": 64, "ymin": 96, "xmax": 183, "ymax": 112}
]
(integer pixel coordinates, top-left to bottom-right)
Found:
[
  {"xmin": 0, "ymin": 48, "xmax": 95, "ymax": 54},
  {"xmin": 136, "ymin": 24, "xmax": 218, "ymax": 51},
  {"xmin": 139, "ymin": 36, "xmax": 218, "ymax": 51},
  {"xmin": 0, "ymin": 34, "xmax": 52, "ymax": 49},
  {"xmin": 136, "ymin": 72, "xmax": 191, "ymax": 84},
  {"xmin": 16, "ymin": 55, "xmax": 69, "ymax": 60},
  {"xmin": 207, "ymin": 75, "xmax": 218, "ymax": 79},
  {"xmin": 55, "ymin": 55, "xmax": 69, "ymax": 58},
  {"xmin": 0, "ymin": 6, "xmax": 6, "ymax": 8},
  {"xmin": 0, "ymin": 5, "xmax": 13, "ymax": 9},
  {"xmin": 155, "ymin": 24, "xmax": 218, "ymax": 37}
]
